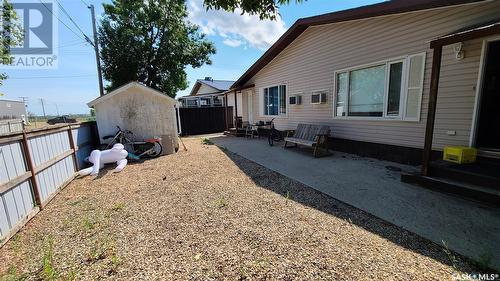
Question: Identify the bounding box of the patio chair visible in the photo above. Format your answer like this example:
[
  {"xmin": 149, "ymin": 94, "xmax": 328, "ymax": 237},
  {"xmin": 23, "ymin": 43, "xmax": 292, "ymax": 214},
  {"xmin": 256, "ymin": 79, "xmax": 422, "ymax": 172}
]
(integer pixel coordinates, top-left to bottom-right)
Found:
[{"xmin": 243, "ymin": 122, "xmax": 259, "ymax": 138}]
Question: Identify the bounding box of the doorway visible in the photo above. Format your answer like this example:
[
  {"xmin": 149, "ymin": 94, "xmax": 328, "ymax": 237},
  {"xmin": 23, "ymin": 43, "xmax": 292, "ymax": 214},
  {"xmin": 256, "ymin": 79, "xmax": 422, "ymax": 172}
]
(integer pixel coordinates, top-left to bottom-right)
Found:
[{"xmin": 475, "ymin": 40, "xmax": 500, "ymax": 151}]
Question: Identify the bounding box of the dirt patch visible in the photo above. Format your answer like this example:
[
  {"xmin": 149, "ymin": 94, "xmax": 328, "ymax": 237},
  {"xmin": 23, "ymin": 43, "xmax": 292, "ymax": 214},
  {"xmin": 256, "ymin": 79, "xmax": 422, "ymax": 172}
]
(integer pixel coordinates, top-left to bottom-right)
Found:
[{"xmin": 0, "ymin": 137, "xmax": 476, "ymax": 280}]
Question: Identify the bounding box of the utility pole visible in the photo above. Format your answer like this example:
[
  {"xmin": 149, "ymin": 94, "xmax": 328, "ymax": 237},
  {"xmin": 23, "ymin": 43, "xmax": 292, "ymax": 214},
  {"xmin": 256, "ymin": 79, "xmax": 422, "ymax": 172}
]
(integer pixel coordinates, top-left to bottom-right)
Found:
[
  {"xmin": 39, "ymin": 98, "xmax": 46, "ymax": 118},
  {"xmin": 89, "ymin": 4, "xmax": 104, "ymax": 97}
]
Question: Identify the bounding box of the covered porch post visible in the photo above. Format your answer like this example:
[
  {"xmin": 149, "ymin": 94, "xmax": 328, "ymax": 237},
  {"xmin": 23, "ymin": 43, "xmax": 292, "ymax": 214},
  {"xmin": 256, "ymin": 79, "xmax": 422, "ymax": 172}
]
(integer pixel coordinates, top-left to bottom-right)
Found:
[
  {"xmin": 421, "ymin": 46, "xmax": 442, "ymax": 175},
  {"xmin": 234, "ymin": 90, "xmax": 239, "ymax": 127},
  {"xmin": 224, "ymin": 92, "xmax": 229, "ymax": 131},
  {"xmin": 422, "ymin": 21, "xmax": 500, "ymax": 175}
]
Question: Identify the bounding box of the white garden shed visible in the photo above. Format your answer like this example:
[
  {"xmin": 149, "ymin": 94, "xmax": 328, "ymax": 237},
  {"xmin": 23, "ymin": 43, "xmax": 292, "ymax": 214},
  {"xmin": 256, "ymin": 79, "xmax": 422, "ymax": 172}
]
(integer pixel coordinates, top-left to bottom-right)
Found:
[{"xmin": 88, "ymin": 81, "xmax": 179, "ymax": 154}]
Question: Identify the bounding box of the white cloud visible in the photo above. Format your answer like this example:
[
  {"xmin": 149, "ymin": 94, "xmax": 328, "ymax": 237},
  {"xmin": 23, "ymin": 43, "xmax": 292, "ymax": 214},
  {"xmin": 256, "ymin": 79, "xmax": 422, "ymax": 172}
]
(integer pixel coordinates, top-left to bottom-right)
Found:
[
  {"xmin": 187, "ymin": 0, "xmax": 287, "ymax": 50},
  {"xmin": 223, "ymin": 38, "xmax": 243, "ymax": 47}
]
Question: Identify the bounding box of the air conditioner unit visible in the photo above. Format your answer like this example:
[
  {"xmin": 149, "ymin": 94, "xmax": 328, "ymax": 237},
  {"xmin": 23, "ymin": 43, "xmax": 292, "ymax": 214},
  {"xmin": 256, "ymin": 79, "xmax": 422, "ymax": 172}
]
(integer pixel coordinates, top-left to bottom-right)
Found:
[
  {"xmin": 311, "ymin": 92, "xmax": 327, "ymax": 104},
  {"xmin": 289, "ymin": 95, "xmax": 302, "ymax": 105}
]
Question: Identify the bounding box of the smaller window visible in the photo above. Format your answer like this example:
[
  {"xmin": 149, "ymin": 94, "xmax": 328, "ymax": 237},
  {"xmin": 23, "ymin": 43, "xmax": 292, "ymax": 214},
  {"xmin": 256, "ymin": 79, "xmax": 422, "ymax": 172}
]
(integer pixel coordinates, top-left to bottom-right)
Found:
[
  {"xmin": 386, "ymin": 61, "xmax": 404, "ymax": 116},
  {"xmin": 279, "ymin": 85, "xmax": 286, "ymax": 114},
  {"xmin": 336, "ymin": 73, "xmax": 348, "ymax": 116}
]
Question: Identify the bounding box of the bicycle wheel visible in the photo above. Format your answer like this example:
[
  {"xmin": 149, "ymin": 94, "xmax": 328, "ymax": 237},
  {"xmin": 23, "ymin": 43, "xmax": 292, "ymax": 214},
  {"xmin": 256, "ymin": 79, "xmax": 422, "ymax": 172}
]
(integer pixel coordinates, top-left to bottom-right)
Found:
[
  {"xmin": 268, "ymin": 130, "xmax": 274, "ymax": 146},
  {"xmin": 146, "ymin": 142, "xmax": 163, "ymax": 158}
]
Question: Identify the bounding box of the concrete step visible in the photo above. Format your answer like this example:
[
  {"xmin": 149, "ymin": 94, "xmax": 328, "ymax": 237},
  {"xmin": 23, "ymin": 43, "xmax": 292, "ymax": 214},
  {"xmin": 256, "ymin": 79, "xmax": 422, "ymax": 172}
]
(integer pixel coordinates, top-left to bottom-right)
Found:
[
  {"xmin": 429, "ymin": 160, "xmax": 500, "ymax": 189},
  {"xmin": 401, "ymin": 173, "xmax": 500, "ymax": 206}
]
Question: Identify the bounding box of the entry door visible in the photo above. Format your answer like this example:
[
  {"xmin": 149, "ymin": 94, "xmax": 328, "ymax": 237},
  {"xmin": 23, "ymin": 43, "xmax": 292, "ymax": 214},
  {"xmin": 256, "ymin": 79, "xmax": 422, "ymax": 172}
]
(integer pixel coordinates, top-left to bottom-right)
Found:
[
  {"xmin": 476, "ymin": 40, "xmax": 500, "ymax": 150},
  {"xmin": 247, "ymin": 91, "xmax": 253, "ymax": 124}
]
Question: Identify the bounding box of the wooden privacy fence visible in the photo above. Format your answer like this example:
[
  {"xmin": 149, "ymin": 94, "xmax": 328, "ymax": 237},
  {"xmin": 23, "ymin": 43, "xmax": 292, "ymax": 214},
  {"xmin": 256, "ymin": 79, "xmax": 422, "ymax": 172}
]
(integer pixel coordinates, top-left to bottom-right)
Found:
[
  {"xmin": 178, "ymin": 106, "xmax": 233, "ymax": 136},
  {"xmin": 0, "ymin": 122, "xmax": 96, "ymax": 246},
  {"xmin": 0, "ymin": 119, "xmax": 24, "ymax": 135}
]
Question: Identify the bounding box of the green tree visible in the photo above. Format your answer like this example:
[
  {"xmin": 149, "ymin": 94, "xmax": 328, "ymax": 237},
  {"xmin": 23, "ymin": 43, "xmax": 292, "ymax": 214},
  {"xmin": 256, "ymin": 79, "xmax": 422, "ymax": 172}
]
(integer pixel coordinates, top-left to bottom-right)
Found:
[
  {"xmin": 203, "ymin": 0, "xmax": 304, "ymax": 20},
  {"xmin": 99, "ymin": 0, "xmax": 216, "ymax": 98},
  {"xmin": 0, "ymin": 0, "xmax": 23, "ymax": 94}
]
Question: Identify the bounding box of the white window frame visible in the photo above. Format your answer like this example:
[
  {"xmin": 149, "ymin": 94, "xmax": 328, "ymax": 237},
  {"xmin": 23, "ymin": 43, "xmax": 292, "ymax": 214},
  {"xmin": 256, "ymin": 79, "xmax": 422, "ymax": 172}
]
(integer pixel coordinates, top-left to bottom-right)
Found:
[
  {"xmin": 333, "ymin": 53, "xmax": 425, "ymax": 122},
  {"xmin": 260, "ymin": 84, "xmax": 288, "ymax": 117},
  {"xmin": 384, "ymin": 59, "xmax": 407, "ymax": 119}
]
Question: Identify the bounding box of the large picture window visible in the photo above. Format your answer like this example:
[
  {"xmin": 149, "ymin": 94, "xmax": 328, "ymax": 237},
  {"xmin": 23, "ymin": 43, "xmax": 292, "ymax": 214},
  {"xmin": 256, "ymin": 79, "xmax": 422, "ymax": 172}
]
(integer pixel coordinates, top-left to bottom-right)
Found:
[
  {"xmin": 335, "ymin": 53, "xmax": 425, "ymax": 120},
  {"xmin": 262, "ymin": 85, "xmax": 286, "ymax": 116}
]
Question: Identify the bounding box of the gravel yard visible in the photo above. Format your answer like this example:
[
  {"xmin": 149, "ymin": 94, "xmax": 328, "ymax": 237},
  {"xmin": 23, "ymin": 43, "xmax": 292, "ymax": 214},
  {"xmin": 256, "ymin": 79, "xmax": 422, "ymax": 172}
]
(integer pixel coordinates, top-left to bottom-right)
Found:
[{"xmin": 0, "ymin": 137, "xmax": 476, "ymax": 280}]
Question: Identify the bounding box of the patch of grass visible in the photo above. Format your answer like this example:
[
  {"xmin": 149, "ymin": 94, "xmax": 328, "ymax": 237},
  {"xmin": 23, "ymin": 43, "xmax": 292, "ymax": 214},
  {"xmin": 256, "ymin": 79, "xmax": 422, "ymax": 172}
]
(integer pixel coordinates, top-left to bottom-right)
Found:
[
  {"xmin": 81, "ymin": 212, "xmax": 100, "ymax": 231},
  {"xmin": 68, "ymin": 200, "xmax": 83, "ymax": 206},
  {"xmin": 64, "ymin": 271, "xmax": 78, "ymax": 281},
  {"xmin": 111, "ymin": 203, "xmax": 125, "ymax": 212},
  {"xmin": 40, "ymin": 236, "xmax": 58, "ymax": 281},
  {"xmin": 0, "ymin": 266, "xmax": 28, "ymax": 281},
  {"xmin": 253, "ymin": 258, "xmax": 270, "ymax": 271},
  {"xmin": 285, "ymin": 190, "xmax": 293, "ymax": 204},
  {"xmin": 442, "ymin": 240, "xmax": 461, "ymax": 273},
  {"xmin": 11, "ymin": 235, "xmax": 22, "ymax": 254},
  {"xmin": 109, "ymin": 253, "xmax": 121, "ymax": 273},
  {"xmin": 215, "ymin": 198, "xmax": 226, "ymax": 209},
  {"xmin": 201, "ymin": 138, "xmax": 213, "ymax": 145},
  {"xmin": 87, "ymin": 234, "xmax": 114, "ymax": 264},
  {"xmin": 238, "ymin": 266, "xmax": 249, "ymax": 280}
]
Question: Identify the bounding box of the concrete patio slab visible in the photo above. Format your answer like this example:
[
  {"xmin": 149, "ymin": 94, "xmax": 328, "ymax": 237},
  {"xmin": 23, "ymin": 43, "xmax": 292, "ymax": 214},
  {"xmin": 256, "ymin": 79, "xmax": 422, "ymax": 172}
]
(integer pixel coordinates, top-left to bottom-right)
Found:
[{"xmin": 211, "ymin": 135, "xmax": 500, "ymax": 270}]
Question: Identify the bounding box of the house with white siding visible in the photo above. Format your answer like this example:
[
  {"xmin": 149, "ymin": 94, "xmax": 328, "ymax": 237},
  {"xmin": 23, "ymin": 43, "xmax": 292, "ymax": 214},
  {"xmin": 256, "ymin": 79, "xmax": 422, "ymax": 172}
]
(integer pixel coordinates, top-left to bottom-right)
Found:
[
  {"xmin": 178, "ymin": 77, "xmax": 235, "ymax": 108},
  {"xmin": 225, "ymin": 0, "xmax": 500, "ymax": 197}
]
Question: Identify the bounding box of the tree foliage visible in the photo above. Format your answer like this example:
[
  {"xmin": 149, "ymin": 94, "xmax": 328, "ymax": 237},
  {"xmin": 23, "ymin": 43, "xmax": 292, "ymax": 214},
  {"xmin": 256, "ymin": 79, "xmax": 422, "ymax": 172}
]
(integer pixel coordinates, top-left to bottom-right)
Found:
[
  {"xmin": 203, "ymin": 0, "xmax": 304, "ymax": 20},
  {"xmin": 0, "ymin": 0, "xmax": 23, "ymax": 92},
  {"xmin": 99, "ymin": 0, "xmax": 216, "ymax": 98}
]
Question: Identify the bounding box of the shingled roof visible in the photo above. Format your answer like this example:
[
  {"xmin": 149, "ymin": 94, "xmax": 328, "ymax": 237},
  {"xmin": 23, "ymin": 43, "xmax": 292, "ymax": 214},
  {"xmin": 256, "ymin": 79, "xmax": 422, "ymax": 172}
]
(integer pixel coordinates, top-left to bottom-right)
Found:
[{"xmin": 231, "ymin": 0, "xmax": 486, "ymax": 89}]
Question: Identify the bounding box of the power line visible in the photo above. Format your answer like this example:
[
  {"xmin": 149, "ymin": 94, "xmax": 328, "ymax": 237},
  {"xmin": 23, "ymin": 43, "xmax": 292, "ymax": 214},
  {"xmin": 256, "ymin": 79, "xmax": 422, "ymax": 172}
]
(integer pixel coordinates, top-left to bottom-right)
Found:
[
  {"xmin": 37, "ymin": 0, "xmax": 88, "ymax": 43},
  {"xmin": 53, "ymin": 40, "xmax": 89, "ymax": 50},
  {"xmin": 55, "ymin": 0, "xmax": 94, "ymax": 45},
  {"xmin": 80, "ymin": 0, "xmax": 90, "ymax": 8}
]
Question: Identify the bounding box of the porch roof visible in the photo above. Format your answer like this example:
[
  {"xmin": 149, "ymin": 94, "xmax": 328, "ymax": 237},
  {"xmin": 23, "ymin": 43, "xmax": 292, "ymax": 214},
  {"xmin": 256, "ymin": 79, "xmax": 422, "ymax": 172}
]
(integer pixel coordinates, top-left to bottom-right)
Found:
[{"xmin": 430, "ymin": 19, "xmax": 500, "ymax": 48}]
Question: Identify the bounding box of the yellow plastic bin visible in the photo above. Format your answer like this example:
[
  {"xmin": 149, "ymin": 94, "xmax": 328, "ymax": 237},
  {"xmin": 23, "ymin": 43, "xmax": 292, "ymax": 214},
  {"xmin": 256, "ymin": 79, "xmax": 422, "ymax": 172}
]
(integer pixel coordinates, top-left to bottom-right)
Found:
[{"xmin": 443, "ymin": 146, "xmax": 477, "ymax": 164}]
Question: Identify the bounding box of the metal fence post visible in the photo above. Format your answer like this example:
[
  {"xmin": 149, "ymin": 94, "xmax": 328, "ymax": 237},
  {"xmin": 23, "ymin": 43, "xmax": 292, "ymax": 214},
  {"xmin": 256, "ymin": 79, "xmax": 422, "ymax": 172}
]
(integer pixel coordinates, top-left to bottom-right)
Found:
[
  {"xmin": 21, "ymin": 132, "xmax": 42, "ymax": 208},
  {"xmin": 67, "ymin": 126, "xmax": 79, "ymax": 171}
]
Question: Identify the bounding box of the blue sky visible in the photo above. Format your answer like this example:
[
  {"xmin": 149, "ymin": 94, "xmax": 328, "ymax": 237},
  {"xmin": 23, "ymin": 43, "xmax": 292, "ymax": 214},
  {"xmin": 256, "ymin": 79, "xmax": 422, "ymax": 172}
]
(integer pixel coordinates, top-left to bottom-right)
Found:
[{"xmin": 0, "ymin": 0, "xmax": 383, "ymax": 115}]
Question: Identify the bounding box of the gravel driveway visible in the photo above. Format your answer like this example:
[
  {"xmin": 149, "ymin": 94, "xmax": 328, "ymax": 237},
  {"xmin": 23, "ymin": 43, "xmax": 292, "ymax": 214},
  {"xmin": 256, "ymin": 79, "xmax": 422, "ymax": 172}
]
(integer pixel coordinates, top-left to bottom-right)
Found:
[{"xmin": 0, "ymin": 137, "xmax": 476, "ymax": 280}]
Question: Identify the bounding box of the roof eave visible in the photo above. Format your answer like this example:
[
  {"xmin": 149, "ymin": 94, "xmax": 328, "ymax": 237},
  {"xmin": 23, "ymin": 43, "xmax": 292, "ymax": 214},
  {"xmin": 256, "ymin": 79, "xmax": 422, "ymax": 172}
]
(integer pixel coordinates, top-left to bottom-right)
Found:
[{"xmin": 231, "ymin": 0, "xmax": 487, "ymax": 88}]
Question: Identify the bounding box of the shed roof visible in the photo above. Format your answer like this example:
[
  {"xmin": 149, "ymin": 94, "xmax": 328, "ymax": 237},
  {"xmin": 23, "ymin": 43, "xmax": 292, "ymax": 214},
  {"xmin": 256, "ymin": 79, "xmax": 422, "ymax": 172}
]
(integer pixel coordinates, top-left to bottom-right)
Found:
[
  {"xmin": 231, "ymin": 0, "xmax": 486, "ymax": 88},
  {"xmin": 87, "ymin": 81, "xmax": 176, "ymax": 107}
]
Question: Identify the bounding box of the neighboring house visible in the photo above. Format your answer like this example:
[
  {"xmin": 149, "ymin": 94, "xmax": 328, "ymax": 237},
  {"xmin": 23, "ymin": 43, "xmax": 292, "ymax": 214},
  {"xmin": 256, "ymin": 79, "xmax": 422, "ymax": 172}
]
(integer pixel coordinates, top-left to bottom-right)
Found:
[
  {"xmin": 0, "ymin": 99, "xmax": 26, "ymax": 120},
  {"xmin": 88, "ymin": 82, "xmax": 179, "ymax": 154},
  {"xmin": 226, "ymin": 0, "xmax": 500, "ymax": 169},
  {"xmin": 178, "ymin": 77, "xmax": 236, "ymax": 108}
]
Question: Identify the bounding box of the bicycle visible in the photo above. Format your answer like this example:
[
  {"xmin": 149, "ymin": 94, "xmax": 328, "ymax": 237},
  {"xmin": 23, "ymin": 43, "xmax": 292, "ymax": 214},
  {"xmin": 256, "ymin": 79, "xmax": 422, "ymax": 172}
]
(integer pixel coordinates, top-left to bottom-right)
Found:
[
  {"xmin": 268, "ymin": 118, "xmax": 283, "ymax": 146},
  {"xmin": 101, "ymin": 126, "xmax": 163, "ymax": 158}
]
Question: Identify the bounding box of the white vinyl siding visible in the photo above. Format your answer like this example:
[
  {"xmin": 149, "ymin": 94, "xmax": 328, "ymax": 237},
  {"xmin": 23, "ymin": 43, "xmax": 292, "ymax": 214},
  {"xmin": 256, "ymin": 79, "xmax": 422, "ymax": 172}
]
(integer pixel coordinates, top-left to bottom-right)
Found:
[{"xmin": 245, "ymin": 1, "xmax": 499, "ymax": 150}]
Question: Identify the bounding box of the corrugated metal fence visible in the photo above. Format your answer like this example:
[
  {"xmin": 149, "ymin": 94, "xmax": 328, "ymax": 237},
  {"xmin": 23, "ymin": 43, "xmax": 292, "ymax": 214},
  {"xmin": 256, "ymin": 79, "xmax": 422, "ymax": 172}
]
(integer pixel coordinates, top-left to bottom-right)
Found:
[
  {"xmin": 0, "ymin": 119, "xmax": 24, "ymax": 135},
  {"xmin": 0, "ymin": 122, "xmax": 96, "ymax": 246}
]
